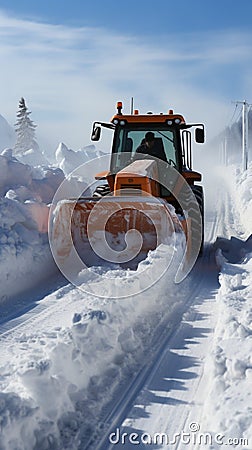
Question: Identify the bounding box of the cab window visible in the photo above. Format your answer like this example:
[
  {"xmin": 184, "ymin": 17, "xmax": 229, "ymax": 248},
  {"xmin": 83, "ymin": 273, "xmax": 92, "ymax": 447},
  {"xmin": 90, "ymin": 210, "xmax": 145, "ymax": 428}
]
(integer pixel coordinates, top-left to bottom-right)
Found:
[{"xmin": 111, "ymin": 127, "xmax": 178, "ymax": 172}]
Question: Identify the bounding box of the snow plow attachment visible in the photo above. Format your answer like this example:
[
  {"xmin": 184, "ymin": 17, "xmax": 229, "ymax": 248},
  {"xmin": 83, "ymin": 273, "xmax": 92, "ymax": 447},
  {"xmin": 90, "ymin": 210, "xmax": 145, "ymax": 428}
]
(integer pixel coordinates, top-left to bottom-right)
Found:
[{"xmin": 50, "ymin": 194, "xmax": 185, "ymax": 267}]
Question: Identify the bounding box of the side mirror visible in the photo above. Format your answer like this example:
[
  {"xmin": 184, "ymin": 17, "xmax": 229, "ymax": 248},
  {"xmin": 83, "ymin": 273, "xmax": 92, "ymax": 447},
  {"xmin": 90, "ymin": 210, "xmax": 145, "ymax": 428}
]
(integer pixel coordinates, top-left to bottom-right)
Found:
[
  {"xmin": 195, "ymin": 127, "xmax": 205, "ymax": 143},
  {"xmin": 91, "ymin": 125, "xmax": 101, "ymax": 141}
]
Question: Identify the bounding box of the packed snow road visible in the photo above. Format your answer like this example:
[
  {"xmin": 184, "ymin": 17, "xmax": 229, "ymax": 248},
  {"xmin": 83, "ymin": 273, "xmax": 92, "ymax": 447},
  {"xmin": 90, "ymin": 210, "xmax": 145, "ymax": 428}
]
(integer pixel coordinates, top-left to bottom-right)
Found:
[{"xmin": 87, "ymin": 201, "xmax": 221, "ymax": 450}]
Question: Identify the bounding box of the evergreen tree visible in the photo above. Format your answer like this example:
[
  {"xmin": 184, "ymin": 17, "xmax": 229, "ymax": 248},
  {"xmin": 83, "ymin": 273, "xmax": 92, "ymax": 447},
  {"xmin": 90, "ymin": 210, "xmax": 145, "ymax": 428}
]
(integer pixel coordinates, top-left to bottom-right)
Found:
[{"xmin": 14, "ymin": 97, "xmax": 39, "ymax": 154}]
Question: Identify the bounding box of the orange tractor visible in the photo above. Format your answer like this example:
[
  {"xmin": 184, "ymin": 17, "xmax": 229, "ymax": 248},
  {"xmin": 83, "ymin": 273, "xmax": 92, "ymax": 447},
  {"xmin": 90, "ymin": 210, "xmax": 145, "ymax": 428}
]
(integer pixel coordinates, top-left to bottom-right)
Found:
[{"xmin": 51, "ymin": 102, "xmax": 205, "ymax": 270}]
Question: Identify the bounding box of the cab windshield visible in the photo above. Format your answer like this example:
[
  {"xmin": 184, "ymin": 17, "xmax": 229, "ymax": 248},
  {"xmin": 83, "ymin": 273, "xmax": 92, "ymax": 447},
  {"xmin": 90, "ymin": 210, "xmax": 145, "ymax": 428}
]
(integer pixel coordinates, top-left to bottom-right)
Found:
[{"xmin": 110, "ymin": 126, "xmax": 179, "ymax": 173}]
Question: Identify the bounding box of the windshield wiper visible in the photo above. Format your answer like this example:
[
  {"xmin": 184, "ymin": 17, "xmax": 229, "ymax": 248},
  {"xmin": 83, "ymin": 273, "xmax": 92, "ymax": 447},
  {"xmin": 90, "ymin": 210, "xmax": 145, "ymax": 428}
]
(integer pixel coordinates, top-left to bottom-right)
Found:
[{"xmin": 157, "ymin": 130, "xmax": 174, "ymax": 144}]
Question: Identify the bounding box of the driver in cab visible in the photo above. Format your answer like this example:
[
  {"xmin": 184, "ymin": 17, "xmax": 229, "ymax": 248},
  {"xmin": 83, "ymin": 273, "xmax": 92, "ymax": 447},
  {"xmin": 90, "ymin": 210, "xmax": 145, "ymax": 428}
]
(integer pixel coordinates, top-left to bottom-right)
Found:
[{"xmin": 135, "ymin": 132, "xmax": 167, "ymax": 162}]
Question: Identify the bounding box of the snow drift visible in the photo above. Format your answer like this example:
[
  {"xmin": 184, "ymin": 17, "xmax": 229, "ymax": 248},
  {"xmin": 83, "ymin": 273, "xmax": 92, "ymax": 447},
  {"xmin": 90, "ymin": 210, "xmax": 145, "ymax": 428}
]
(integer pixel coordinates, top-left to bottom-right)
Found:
[
  {"xmin": 0, "ymin": 146, "xmax": 68, "ymax": 301},
  {"xmin": 0, "ymin": 242, "xmax": 191, "ymax": 450},
  {"xmin": 0, "ymin": 115, "xmax": 15, "ymax": 151},
  {"xmin": 55, "ymin": 142, "xmax": 106, "ymax": 176},
  {"xmin": 0, "ymin": 141, "xmax": 105, "ymax": 302},
  {"xmin": 201, "ymin": 163, "xmax": 252, "ymax": 446}
]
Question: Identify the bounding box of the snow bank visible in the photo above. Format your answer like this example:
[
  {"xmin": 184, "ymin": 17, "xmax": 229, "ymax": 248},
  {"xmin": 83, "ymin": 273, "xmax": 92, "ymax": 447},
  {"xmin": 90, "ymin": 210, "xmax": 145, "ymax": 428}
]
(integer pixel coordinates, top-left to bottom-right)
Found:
[
  {"xmin": 0, "ymin": 149, "xmax": 65, "ymax": 301},
  {"xmin": 0, "ymin": 115, "xmax": 15, "ymax": 151},
  {"xmin": 0, "ymin": 141, "xmax": 113, "ymax": 302},
  {"xmin": 216, "ymin": 162, "xmax": 252, "ymax": 239},
  {"xmin": 0, "ymin": 196, "xmax": 53, "ymax": 301},
  {"xmin": 201, "ymin": 251, "xmax": 252, "ymax": 447},
  {"xmin": 55, "ymin": 142, "xmax": 106, "ymax": 176},
  {"xmin": 234, "ymin": 163, "xmax": 252, "ymax": 235},
  {"xmin": 0, "ymin": 149, "xmax": 32, "ymax": 196},
  {"xmin": 201, "ymin": 163, "xmax": 252, "ymax": 447},
  {"xmin": 15, "ymin": 147, "xmax": 50, "ymax": 167},
  {"xmin": 0, "ymin": 242, "xmax": 190, "ymax": 450}
]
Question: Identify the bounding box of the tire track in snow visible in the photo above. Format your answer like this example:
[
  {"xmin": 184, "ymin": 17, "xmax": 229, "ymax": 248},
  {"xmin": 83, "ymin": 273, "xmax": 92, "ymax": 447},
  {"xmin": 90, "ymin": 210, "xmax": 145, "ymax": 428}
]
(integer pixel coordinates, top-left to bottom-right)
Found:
[
  {"xmin": 0, "ymin": 283, "xmax": 75, "ymax": 344},
  {"xmin": 85, "ymin": 187, "xmax": 222, "ymax": 449},
  {"xmin": 85, "ymin": 241, "xmax": 219, "ymax": 450}
]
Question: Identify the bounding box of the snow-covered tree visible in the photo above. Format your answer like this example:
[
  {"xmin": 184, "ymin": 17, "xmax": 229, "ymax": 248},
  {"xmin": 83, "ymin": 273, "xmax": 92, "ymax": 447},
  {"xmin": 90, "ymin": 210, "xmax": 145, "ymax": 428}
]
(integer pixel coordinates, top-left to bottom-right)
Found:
[{"xmin": 14, "ymin": 97, "xmax": 39, "ymax": 155}]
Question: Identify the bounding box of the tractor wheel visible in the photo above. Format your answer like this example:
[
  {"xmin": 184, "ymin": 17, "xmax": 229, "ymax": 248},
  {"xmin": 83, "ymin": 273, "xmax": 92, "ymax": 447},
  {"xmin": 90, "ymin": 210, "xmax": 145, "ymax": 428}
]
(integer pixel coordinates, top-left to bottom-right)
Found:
[
  {"xmin": 93, "ymin": 183, "xmax": 111, "ymax": 198},
  {"xmin": 190, "ymin": 185, "xmax": 204, "ymax": 254}
]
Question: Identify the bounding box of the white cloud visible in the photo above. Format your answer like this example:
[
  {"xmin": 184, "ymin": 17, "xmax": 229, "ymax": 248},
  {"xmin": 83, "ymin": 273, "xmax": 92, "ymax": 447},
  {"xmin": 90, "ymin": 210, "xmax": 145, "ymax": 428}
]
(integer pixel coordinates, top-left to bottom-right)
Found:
[{"xmin": 0, "ymin": 9, "xmax": 251, "ymax": 153}]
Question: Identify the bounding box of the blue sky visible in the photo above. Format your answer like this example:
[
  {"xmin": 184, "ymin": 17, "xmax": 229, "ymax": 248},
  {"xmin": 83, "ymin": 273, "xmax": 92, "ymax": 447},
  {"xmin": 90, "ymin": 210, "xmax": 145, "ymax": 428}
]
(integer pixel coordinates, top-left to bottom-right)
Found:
[
  {"xmin": 1, "ymin": 0, "xmax": 252, "ymax": 34},
  {"xmin": 0, "ymin": 0, "xmax": 252, "ymax": 152}
]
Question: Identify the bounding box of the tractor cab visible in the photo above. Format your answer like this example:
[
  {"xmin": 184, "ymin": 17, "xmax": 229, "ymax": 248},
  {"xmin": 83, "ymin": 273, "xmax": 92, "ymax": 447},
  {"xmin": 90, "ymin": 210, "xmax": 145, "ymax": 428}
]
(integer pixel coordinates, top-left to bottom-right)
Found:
[{"xmin": 91, "ymin": 101, "xmax": 205, "ymax": 180}]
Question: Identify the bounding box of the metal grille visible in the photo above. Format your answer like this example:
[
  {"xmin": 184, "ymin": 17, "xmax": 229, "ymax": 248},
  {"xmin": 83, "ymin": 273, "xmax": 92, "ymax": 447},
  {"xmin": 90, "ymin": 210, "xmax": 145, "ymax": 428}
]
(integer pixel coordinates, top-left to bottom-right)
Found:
[
  {"xmin": 120, "ymin": 184, "xmax": 142, "ymax": 190},
  {"xmin": 118, "ymin": 184, "xmax": 143, "ymax": 195}
]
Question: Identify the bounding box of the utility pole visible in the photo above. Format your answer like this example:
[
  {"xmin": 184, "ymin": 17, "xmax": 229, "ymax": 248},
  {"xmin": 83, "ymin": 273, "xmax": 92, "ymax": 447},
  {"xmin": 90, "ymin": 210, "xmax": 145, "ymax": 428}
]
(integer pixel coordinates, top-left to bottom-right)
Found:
[
  {"xmin": 223, "ymin": 134, "xmax": 227, "ymax": 166},
  {"xmin": 235, "ymin": 100, "xmax": 251, "ymax": 171}
]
